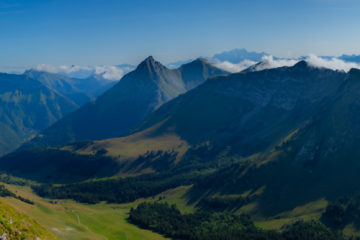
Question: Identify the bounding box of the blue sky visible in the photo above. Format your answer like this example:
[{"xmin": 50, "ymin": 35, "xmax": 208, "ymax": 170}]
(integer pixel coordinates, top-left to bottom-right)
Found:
[{"xmin": 1, "ymin": 0, "xmax": 360, "ymax": 68}]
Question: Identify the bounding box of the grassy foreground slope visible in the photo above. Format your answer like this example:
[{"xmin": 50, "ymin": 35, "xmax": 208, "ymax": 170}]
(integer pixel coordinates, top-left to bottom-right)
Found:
[
  {"xmin": 0, "ymin": 199, "xmax": 57, "ymax": 239},
  {"xmin": 1, "ymin": 184, "xmax": 170, "ymax": 240},
  {"xmin": 3, "ymin": 181, "xmax": 357, "ymax": 239}
]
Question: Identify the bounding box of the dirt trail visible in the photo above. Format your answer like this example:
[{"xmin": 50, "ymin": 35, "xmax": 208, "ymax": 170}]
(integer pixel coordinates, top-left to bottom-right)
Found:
[{"xmin": 71, "ymin": 210, "xmax": 109, "ymax": 240}]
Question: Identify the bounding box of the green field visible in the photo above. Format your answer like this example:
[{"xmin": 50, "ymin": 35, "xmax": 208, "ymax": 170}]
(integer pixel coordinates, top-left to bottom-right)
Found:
[
  {"xmin": 1, "ymin": 184, "xmax": 171, "ymax": 240},
  {"xmin": 0, "ymin": 183, "xmax": 344, "ymax": 239}
]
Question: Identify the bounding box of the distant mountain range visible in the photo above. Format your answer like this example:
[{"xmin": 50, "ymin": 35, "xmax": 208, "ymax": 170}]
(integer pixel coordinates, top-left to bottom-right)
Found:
[
  {"xmin": 3, "ymin": 49, "xmax": 360, "ymax": 158},
  {"xmin": 166, "ymin": 49, "xmax": 268, "ymax": 69},
  {"xmin": 0, "ymin": 73, "xmax": 78, "ymax": 156},
  {"xmin": 211, "ymin": 48, "xmax": 268, "ymax": 63},
  {"xmin": 24, "ymin": 70, "xmax": 116, "ymax": 105},
  {"xmin": 4, "ymin": 50, "xmax": 360, "ymax": 238},
  {"xmin": 22, "ymin": 56, "xmax": 228, "ymax": 149},
  {"xmin": 1, "ymin": 61, "xmax": 348, "ymax": 183},
  {"xmin": 137, "ymin": 61, "xmax": 345, "ymax": 154},
  {"xmin": 21, "ymin": 49, "xmax": 360, "ymax": 81},
  {"xmin": 32, "ymin": 63, "xmax": 135, "ymax": 81},
  {"xmin": 0, "ymin": 69, "xmax": 117, "ymax": 157},
  {"xmin": 5, "ymin": 56, "xmax": 360, "ymax": 236},
  {"xmin": 339, "ymin": 54, "xmax": 360, "ymax": 63}
]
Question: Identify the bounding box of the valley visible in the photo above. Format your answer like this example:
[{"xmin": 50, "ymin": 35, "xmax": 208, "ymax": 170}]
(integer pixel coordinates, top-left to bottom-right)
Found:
[
  {"xmin": 0, "ymin": 181, "xmax": 336, "ymax": 240},
  {"xmin": 0, "ymin": 183, "xmax": 172, "ymax": 240},
  {"xmin": 2, "ymin": 55, "xmax": 360, "ymax": 239},
  {"xmin": 3, "ymin": 0, "xmax": 360, "ymax": 239}
]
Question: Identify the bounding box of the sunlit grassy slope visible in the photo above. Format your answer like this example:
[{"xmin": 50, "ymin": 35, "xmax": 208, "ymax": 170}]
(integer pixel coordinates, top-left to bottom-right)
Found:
[
  {"xmin": 75, "ymin": 122, "xmax": 188, "ymax": 161},
  {"xmin": 2, "ymin": 182, "xmax": 331, "ymax": 237},
  {"xmin": 255, "ymin": 199, "xmax": 328, "ymax": 230},
  {"xmin": 0, "ymin": 198, "xmax": 57, "ymax": 239},
  {"xmin": 7, "ymin": 181, "xmax": 360, "ymax": 238},
  {"xmin": 69, "ymin": 122, "xmax": 190, "ymax": 175},
  {"xmin": 1, "ymin": 183, "xmax": 200, "ymax": 240},
  {"xmin": 0, "ymin": 122, "xmax": 190, "ymax": 183}
]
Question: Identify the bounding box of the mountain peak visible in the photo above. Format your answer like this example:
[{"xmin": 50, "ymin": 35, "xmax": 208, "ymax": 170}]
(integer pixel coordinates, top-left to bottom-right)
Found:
[
  {"xmin": 212, "ymin": 48, "xmax": 268, "ymax": 63},
  {"xmin": 293, "ymin": 60, "xmax": 309, "ymax": 69},
  {"xmin": 137, "ymin": 56, "xmax": 164, "ymax": 71},
  {"xmin": 349, "ymin": 68, "xmax": 360, "ymax": 76},
  {"xmin": 144, "ymin": 55, "xmax": 155, "ymax": 63},
  {"xmin": 195, "ymin": 57, "xmax": 209, "ymax": 63}
]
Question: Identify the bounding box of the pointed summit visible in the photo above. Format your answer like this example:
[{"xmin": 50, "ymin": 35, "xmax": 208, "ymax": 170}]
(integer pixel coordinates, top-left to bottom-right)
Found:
[
  {"xmin": 138, "ymin": 56, "xmax": 157, "ymax": 67},
  {"xmin": 144, "ymin": 55, "xmax": 155, "ymax": 63},
  {"xmin": 136, "ymin": 56, "xmax": 167, "ymax": 75},
  {"xmin": 177, "ymin": 58, "xmax": 229, "ymax": 90},
  {"xmin": 195, "ymin": 57, "xmax": 209, "ymax": 63},
  {"xmin": 348, "ymin": 68, "xmax": 360, "ymax": 77},
  {"xmin": 23, "ymin": 55, "xmax": 228, "ymax": 149},
  {"xmin": 293, "ymin": 60, "xmax": 309, "ymax": 69}
]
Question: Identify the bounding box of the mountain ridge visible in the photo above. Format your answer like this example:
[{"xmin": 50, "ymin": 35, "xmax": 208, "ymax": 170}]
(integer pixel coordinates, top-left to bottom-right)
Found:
[
  {"xmin": 0, "ymin": 73, "xmax": 79, "ymax": 156},
  {"xmin": 1, "ymin": 62, "xmax": 348, "ymax": 183},
  {"xmin": 22, "ymin": 56, "xmax": 228, "ymax": 148}
]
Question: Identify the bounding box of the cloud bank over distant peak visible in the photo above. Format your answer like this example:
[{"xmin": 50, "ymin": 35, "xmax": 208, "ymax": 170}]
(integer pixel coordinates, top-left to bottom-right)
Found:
[
  {"xmin": 213, "ymin": 54, "xmax": 360, "ymax": 73},
  {"xmin": 33, "ymin": 64, "xmax": 135, "ymax": 80},
  {"xmin": 213, "ymin": 60, "xmax": 257, "ymax": 73},
  {"xmin": 306, "ymin": 54, "xmax": 360, "ymax": 72},
  {"xmin": 253, "ymin": 56, "xmax": 299, "ymax": 71},
  {"xmin": 213, "ymin": 55, "xmax": 298, "ymax": 73},
  {"xmin": 5, "ymin": 48, "xmax": 360, "ymax": 79},
  {"xmin": 94, "ymin": 66, "xmax": 125, "ymax": 81},
  {"xmin": 34, "ymin": 64, "xmax": 92, "ymax": 77}
]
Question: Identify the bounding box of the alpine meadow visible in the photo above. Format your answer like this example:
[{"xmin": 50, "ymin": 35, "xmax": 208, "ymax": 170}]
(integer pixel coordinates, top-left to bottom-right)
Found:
[{"xmin": 1, "ymin": 0, "xmax": 360, "ymax": 239}]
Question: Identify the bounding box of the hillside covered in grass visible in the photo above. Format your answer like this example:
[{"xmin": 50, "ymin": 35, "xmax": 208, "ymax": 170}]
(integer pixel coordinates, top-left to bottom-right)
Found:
[{"xmin": 0, "ymin": 199, "xmax": 57, "ymax": 240}]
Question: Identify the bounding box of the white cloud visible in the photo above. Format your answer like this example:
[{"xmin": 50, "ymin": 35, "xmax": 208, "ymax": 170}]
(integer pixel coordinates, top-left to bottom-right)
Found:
[
  {"xmin": 34, "ymin": 64, "xmax": 91, "ymax": 74},
  {"xmin": 34, "ymin": 64, "xmax": 93, "ymax": 78},
  {"xmin": 306, "ymin": 54, "xmax": 360, "ymax": 72},
  {"xmin": 95, "ymin": 66, "xmax": 124, "ymax": 81},
  {"xmin": 33, "ymin": 64, "xmax": 131, "ymax": 80},
  {"xmin": 214, "ymin": 55, "xmax": 360, "ymax": 73},
  {"xmin": 253, "ymin": 56, "xmax": 299, "ymax": 71},
  {"xmin": 213, "ymin": 56, "xmax": 298, "ymax": 73},
  {"xmin": 213, "ymin": 60, "xmax": 256, "ymax": 73}
]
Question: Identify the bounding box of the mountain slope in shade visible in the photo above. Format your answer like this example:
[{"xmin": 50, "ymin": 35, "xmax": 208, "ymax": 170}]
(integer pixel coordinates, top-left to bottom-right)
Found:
[
  {"xmin": 3, "ymin": 62, "xmax": 348, "ymax": 183},
  {"xmin": 25, "ymin": 56, "xmax": 228, "ymax": 147},
  {"xmin": 5, "ymin": 61, "xmax": 360, "ymax": 236},
  {"xmin": 186, "ymin": 68, "xmax": 360, "ymax": 217},
  {"xmin": 339, "ymin": 54, "xmax": 360, "ymax": 63},
  {"xmin": 0, "ymin": 73, "xmax": 78, "ymax": 156},
  {"xmin": 138, "ymin": 61, "xmax": 346, "ymax": 156},
  {"xmin": 24, "ymin": 70, "xmax": 116, "ymax": 105},
  {"xmin": 176, "ymin": 57, "xmax": 228, "ymax": 90}
]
